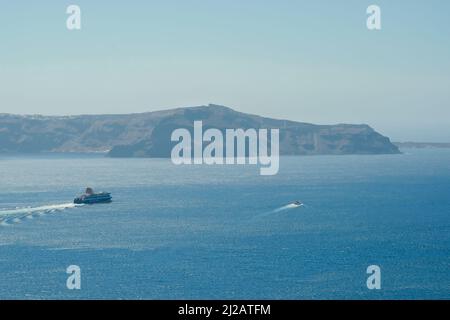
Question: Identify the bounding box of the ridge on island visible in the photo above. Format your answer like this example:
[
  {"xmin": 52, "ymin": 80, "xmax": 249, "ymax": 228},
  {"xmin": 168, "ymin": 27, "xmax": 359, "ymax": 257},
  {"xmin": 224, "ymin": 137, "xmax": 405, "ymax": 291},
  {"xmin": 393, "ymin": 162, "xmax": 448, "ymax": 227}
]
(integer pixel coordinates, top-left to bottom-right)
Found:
[{"xmin": 0, "ymin": 104, "xmax": 400, "ymax": 156}]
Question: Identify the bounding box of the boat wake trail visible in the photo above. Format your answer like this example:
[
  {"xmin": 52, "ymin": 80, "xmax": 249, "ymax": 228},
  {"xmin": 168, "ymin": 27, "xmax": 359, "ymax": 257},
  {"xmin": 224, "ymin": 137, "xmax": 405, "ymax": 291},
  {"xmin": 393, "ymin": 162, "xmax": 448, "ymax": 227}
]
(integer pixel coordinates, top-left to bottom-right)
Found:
[
  {"xmin": 272, "ymin": 203, "xmax": 304, "ymax": 213},
  {"xmin": 0, "ymin": 203, "xmax": 83, "ymax": 226},
  {"xmin": 253, "ymin": 202, "xmax": 304, "ymax": 220}
]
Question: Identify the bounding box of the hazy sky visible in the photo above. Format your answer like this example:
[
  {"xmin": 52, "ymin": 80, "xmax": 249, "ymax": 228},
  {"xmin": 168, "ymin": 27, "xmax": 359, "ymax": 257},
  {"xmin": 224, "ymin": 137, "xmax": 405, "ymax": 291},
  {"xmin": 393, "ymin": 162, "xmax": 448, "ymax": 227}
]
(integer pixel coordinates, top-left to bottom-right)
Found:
[{"xmin": 1, "ymin": 1, "xmax": 449, "ymax": 141}]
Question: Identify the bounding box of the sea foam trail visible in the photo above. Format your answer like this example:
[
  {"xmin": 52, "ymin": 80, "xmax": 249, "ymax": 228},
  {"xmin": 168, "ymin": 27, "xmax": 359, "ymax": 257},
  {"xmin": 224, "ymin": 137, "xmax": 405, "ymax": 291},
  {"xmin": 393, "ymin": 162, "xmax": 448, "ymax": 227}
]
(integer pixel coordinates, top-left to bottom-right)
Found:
[
  {"xmin": 0, "ymin": 203, "xmax": 83, "ymax": 225},
  {"xmin": 272, "ymin": 203, "xmax": 303, "ymax": 213},
  {"xmin": 252, "ymin": 203, "xmax": 304, "ymax": 220}
]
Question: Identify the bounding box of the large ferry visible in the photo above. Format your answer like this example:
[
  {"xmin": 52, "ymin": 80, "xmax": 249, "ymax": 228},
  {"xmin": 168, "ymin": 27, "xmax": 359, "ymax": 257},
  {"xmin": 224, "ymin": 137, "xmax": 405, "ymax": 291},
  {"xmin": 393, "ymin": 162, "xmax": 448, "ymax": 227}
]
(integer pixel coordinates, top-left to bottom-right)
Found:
[{"xmin": 74, "ymin": 187, "xmax": 112, "ymax": 205}]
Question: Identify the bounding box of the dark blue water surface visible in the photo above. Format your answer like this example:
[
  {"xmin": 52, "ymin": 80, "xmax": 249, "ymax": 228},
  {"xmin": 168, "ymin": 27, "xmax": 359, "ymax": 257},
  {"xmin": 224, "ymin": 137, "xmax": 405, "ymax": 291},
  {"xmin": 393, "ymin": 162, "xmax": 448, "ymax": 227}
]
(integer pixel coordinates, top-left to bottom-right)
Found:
[{"xmin": 0, "ymin": 149, "xmax": 449, "ymax": 299}]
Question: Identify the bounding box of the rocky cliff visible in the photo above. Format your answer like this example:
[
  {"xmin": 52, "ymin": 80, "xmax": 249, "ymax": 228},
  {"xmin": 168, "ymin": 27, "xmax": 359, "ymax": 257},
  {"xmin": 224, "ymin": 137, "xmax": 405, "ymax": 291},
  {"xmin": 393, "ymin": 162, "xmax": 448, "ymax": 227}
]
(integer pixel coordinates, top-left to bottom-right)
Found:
[{"xmin": 0, "ymin": 104, "xmax": 400, "ymax": 156}]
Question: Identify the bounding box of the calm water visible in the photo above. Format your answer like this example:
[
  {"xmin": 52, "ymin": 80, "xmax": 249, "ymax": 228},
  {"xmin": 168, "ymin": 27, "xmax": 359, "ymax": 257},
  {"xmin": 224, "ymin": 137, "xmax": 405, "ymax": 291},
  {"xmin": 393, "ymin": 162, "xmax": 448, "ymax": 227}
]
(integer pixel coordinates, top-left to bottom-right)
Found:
[{"xmin": 0, "ymin": 149, "xmax": 449, "ymax": 299}]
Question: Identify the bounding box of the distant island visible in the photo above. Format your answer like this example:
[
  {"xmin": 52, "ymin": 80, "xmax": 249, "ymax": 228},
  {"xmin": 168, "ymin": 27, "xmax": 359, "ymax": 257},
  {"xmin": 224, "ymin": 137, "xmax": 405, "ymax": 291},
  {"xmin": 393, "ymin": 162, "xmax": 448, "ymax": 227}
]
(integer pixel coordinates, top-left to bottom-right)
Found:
[
  {"xmin": 394, "ymin": 142, "xmax": 450, "ymax": 149},
  {"xmin": 0, "ymin": 104, "xmax": 400, "ymax": 156}
]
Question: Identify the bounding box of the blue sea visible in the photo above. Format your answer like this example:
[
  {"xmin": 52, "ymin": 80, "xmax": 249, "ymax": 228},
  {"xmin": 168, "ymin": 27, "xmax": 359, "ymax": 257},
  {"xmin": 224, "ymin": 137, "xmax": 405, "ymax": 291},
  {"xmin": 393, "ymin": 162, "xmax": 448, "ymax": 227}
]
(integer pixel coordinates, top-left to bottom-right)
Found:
[{"xmin": 0, "ymin": 149, "xmax": 449, "ymax": 299}]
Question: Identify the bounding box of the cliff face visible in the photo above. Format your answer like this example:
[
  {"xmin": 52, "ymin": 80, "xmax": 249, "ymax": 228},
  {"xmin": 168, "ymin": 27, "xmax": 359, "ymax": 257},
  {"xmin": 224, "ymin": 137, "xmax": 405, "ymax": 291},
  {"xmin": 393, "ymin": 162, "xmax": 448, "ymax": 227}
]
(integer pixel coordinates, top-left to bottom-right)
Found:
[{"xmin": 0, "ymin": 104, "xmax": 400, "ymax": 156}]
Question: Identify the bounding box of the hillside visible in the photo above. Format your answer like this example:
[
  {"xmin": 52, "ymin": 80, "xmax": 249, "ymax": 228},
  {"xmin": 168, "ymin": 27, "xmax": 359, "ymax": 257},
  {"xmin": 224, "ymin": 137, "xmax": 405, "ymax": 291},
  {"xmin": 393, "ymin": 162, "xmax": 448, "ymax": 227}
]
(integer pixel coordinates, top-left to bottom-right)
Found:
[{"xmin": 0, "ymin": 104, "xmax": 400, "ymax": 156}]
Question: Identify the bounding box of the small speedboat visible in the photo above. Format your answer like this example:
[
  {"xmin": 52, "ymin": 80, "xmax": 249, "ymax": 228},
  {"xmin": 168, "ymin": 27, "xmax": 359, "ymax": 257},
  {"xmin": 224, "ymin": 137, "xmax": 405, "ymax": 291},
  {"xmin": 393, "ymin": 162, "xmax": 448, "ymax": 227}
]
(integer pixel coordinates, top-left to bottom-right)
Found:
[
  {"xmin": 74, "ymin": 187, "xmax": 112, "ymax": 205},
  {"xmin": 292, "ymin": 201, "xmax": 303, "ymax": 207}
]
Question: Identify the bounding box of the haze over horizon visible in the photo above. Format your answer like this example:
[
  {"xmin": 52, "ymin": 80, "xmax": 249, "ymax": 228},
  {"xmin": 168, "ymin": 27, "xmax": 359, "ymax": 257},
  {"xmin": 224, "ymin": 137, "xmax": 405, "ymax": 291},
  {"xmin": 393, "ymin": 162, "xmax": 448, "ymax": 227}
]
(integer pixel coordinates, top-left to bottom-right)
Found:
[{"xmin": 1, "ymin": 1, "xmax": 449, "ymax": 142}]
